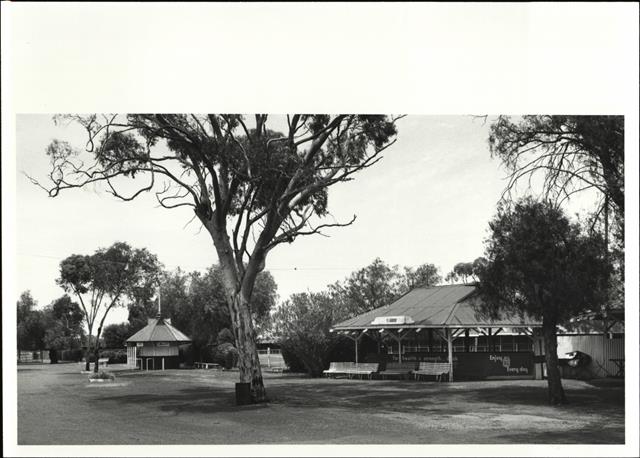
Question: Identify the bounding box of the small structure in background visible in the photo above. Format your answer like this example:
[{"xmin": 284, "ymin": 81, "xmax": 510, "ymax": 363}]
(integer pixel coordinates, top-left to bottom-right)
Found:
[
  {"xmin": 257, "ymin": 337, "xmax": 286, "ymax": 372},
  {"xmin": 556, "ymin": 308, "xmax": 625, "ymax": 379},
  {"xmin": 125, "ymin": 286, "xmax": 191, "ymax": 370},
  {"xmin": 125, "ymin": 317, "xmax": 191, "ymax": 370}
]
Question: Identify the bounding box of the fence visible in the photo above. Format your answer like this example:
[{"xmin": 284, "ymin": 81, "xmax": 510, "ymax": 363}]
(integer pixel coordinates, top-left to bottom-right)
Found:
[
  {"xmin": 17, "ymin": 350, "xmax": 49, "ymax": 363},
  {"xmin": 257, "ymin": 348, "xmax": 286, "ymax": 369}
]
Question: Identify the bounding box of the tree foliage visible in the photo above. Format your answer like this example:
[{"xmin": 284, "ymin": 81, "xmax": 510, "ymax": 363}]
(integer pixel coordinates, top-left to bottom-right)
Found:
[
  {"xmin": 17, "ymin": 291, "xmax": 46, "ymax": 351},
  {"xmin": 42, "ymin": 295, "xmax": 85, "ymax": 356},
  {"xmin": 273, "ymin": 291, "xmax": 344, "ymax": 377},
  {"xmin": 328, "ymin": 258, "xmax": 441, "ymax": 318},
  {"xmin": 475, "ymin": 198, "xmax": 610, "ymax": 404},
  {"xmin": 489, "ymin": 115, "xmax": 624, "ymax": 218},
  {"xmin": 488, "ymin": 115, "xmax": 625, "ymax": 334},
  {"xmin": 403, "ymin": 263, "xmax": 442, "ymax": 291},
  {"xmin": 57, "ymin": 242, "xmax": 161, "ymax": 371},
  {"xmin": 445, "ymin": 257, "xmax": 487, "ymax": 284},
  {"xmin": 101, "ymin": 323, "xmax": 131, "ymax": 349}
]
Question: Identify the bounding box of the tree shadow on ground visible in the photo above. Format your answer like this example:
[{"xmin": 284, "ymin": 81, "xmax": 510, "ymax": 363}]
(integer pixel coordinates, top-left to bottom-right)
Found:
[
  {"xmin": 90, "ymin": 377, "xmax": 624, "ymax": 418},
  {"xmin": 93, "ymin": 387, "xmax": 270, "ymax": 414},
  {"xmin": 267, "ymin": 379, "xmax": 624, "ymax": 413}
]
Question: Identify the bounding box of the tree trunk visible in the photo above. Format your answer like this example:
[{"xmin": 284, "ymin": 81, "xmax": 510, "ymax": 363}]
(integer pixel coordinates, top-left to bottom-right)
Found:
[
  {"xmin": 542, "ymin": 315, "xmax": 567, "ymax": 405},
  {"xmin": 49, "ymin": 349, "xmax": 58, "ymax": 364},
  {"xmin": 93, "ymin": 327, "xmax": 104, "ymax": 373},
  {"xmin": 201, "ymin": 214, "xmax": 268, "ymax": 404},
  {"xmin": 84, "ymin": 326, "xmax": 93, "ymax": 371},
  {"xmin": 85, "ymin": 338, "xmax": 92, "ymax": 371},
  {"xmin": 229, "ymin": 292, "xmax": 267, "ymax": 403},
  {"xmin": 93, "ymin": 345, "xmax": 100, "ymax": 372}
]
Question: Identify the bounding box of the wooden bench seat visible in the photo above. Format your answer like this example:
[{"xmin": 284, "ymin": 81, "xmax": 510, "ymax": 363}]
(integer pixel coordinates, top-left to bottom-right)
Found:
[
  {"xmin": 345, "ymin": 363, "xmax": 380, "ymax": 380},
  {"xmin": 412, "ymin": 361, "xmax": 452, "ymax": 382},
  {"xmin": 380, "ymin": 362, "xmax": 417, "ymax": 379},
  {"xmin": 323, "ymin": 362, "xmax": 380, "ymax": 379},
  {"xmin": 323, "ymin": 362, "xmax": 356, "ymax": 378}
]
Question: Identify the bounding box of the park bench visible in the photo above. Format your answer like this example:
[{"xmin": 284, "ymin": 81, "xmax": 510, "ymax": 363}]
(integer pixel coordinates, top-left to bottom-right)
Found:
[
  {"xmin": 380, "ymin": 361, "xmax": 417, "ymax": 379},
  {"xmin": 80, "ymin": 358, "xmax": 109, "ymax": 369},
  {"xmin": 412, "ymin": 361, "xmax": 451, "ymax": 382},
  {"xmin": 265, "ymin": 367, "xmax": 285, "ymax": 373},
  {"xmin": 345, "ymin": 362, "xmax": 380, "ymax": 380},
  {"xmin": 323, "ymin": 362, "xmax": 356, "ymax": 378},
  {"xmin": 194, "ymin": 362, "xmax": 222, "ymax": 370}
]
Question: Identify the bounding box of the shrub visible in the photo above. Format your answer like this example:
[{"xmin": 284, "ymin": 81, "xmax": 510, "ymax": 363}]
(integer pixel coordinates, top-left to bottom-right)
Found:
[
  {"xmin": 100, "ymin": 349, "xmax": 127, "ymax": 364},
  {"xmin": 216, "ymin": 328, "xmax": 235, "ymax": 345},
  {"xmin": 60, "ymin": 349, "xmax": 84, "ymax": 362},
  {"xmin": 89, "ymin": 370, "xmax": 115, "ymax": 381},
  {"xmin": 280, "ymin": 344, "xmax": 307, "ymax": 373},
  {"xmin": 179, "ymin": 344, "xmax": 194, "ymax": 366},
  {"xmin": 213, "ymin": 342, "xmax": 238, "ymax": 369}
]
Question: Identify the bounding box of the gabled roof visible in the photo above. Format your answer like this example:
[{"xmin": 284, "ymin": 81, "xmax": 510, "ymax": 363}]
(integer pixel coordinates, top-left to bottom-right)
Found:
[
  {"xmin": 332, "ymin": 284, "xmax": 540, "ymax": 330},
  {"xmin": 126, "ymin": 317, "xmax": 191, "ymax": 343}
]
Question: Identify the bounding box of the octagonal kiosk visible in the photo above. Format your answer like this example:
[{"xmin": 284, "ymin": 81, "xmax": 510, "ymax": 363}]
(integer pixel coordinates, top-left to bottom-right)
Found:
[{"xmin": 126, "ymin": 316, "xmax": 191, "ymax": 370}]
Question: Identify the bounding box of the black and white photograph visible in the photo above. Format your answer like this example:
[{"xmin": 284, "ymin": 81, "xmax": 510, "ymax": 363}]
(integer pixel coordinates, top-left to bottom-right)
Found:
[{"xmin": 2, "ymin": 3, "xmax": 638, "ymax": 458}]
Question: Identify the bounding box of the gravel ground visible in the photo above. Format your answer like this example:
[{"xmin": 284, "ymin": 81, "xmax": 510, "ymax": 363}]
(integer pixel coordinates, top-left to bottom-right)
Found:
[{"xmin": 17, "ymin": 363, "xmax": 624, "ymax": 445}]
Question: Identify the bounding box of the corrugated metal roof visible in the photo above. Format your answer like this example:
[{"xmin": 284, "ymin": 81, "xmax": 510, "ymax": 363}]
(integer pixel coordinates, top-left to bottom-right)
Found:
[
  {"xmin": 126, "ymin": 317, "xmax": 192, "ymax": 343},
  {"xmin": 332, "ymin": 284, "xmax": 540, "ymax": 329}
]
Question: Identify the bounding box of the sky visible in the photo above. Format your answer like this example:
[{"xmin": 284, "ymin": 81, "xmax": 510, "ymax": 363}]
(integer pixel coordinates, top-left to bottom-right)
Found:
[{"xmin": 15, "ymin": 114, "xmax": 602, "ymax": 327}]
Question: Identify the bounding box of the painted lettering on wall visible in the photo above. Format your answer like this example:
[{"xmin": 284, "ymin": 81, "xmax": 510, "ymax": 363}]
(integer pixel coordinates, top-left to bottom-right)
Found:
[{"xmin": 489, "ymin": 354, "xmax": 529, "ymax": 374}]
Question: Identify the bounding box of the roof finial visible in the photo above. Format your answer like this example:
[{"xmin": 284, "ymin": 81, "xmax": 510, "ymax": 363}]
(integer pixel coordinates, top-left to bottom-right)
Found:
[{"xmin": 157, "ymin": 280, "xmax": 162, "ymax": 318}]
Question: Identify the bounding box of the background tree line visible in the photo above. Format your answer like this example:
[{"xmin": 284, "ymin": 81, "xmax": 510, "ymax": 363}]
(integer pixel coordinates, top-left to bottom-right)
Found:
[{"xmin": 17, "ymin": 291, "xmax": 85, "ymax": 363}]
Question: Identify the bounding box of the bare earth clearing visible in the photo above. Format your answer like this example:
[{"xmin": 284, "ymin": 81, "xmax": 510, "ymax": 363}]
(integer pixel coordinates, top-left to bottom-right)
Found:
[{"xmin": 18, "ymin": 363, "xmax": 624, "ymax": 445}]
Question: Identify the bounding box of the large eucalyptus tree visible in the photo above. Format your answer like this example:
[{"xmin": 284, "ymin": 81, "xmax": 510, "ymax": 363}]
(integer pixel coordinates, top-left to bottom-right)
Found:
[{"xmin": 30, "ymin": 114, "xmax": 401, "ymax": 401}]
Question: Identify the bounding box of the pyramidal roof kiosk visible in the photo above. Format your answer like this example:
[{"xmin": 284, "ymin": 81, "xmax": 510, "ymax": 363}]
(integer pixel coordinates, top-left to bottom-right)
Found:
[
  {"xmin": 125, "ymin": 284, "xmax": 191, "ymax": 370},
  {"xmin": 330, "ymin": 285, "xmax": 542, "ymax": 381}
]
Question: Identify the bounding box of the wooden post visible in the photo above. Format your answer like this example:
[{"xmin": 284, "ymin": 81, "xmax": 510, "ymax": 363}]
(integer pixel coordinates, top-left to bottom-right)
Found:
[
  {"xmin": 446, "ymin": 328, "xmax": 454, "ymax": 382},
  {"xmin": 267, "ymin": 347, "xmax": 271, "ymax": 368},
  {"xmin": 355, "ymin": 337, "xmax": 359, "ymax": 364},
  {"xmin": 162, "ymin": 357, "xmax": 165, "ymax": 371},
  {"xmin": 464, "ymin": 328, "xmax": 470, "ymax": 353}
]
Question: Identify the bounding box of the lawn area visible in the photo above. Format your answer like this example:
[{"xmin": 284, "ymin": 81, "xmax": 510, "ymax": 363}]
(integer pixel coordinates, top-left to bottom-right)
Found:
[{"xmin": 17, "ymin": 363, "xmax": 624, "ymax": 445}]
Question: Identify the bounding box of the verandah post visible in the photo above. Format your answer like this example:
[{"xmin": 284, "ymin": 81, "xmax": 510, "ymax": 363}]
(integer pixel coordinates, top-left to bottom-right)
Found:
[{"xmin": 446, "ymin": 328, "xmax": 454, "ymax": 382}]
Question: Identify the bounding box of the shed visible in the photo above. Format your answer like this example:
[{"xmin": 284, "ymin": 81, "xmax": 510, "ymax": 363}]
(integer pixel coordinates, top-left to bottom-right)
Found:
[
  {"xmin": 126, "ymin": 316, "xmax": 191, "ymax": 370},
  {"xmin": 331, "ymin": 284, "xmax": 542, "ymax": 381}
]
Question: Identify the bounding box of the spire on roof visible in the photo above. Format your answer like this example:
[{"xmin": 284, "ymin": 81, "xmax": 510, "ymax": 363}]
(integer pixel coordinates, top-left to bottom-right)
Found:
[{"xmin": 156, "ymin": 281, "xmax": 162, "ymax": 318}]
